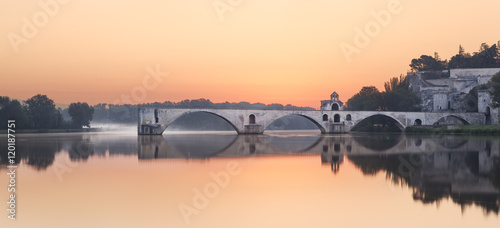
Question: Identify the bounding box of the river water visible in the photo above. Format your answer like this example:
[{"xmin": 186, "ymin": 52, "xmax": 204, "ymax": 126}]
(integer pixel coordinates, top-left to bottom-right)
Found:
[{"xmin": 0, "ymin": 131, "xmax": 499, "ymax": 228}]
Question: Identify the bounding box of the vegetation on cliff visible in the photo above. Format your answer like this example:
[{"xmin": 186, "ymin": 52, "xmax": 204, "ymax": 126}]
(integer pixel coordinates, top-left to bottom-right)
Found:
[
  {"xmin": 409, "ymin": 42, "xmax": 500, "ymax": 72},
  {"xmin": 345, "ymin": 75, "xmax": 421, "ymax": 112}
]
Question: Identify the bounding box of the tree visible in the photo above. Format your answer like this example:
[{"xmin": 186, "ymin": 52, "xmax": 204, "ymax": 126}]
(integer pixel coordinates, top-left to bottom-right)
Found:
[
  {"xmin": 25, "ymin": 94, "xmax": 57, "ymax": 129},
  {"xmin": 449, "ymin": 43, "xmax": 500, "ymax": 69},
  {"xmin": 346, "ymin": 86, "xmax": 383, "ymax": 111},
  {"xmin": 470, "ymin": 44, "xmax": 499, "ymax": 68},
  {"xmin": 347, "ymin": 75, "xmax": 421, "ymax": 112},
  {"xmin": 491, "ymin": 71, "xmax": 500, "ymax": 108},
  {"xmin": 459, "ymin": 45, "xmax": 465, "ymax": 55},
  {"xmin": 68, "ymin": 102, "xmax": 95, "ymax": 128},
  {"xmin": 409, "ymin": 55, "xmax": 447, "ymax": 72},
  {"xmin": 0, "ymin": 96, "xmax": 29, "ymax": 129},
  {"xmin": 384, "ymin": 74, "xmax": 405, "ymax": 92},
  {"xmin": 449, "ymin": 44, "xmax": 472, "ymax": 69},
  {"xmin": 382, "ymin": 75, "xmax": 421, "ymax": 111},
  {"xmin": 382, "ymin": 86, "xmax": 421, "ymax": 111}
]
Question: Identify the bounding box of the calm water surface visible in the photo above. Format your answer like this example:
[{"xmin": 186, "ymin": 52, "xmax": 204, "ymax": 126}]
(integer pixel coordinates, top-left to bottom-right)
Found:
[{"xmin": 0, "ymin": 131, "xmax": 499, "ymax": 228}]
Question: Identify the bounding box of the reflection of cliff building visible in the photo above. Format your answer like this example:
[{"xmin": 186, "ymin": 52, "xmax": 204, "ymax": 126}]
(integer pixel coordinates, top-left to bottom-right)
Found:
[
  {"xmin": 408, "ymin": 68, "xmax": 500, "ymax": 124},
  {"xmin": 320, "ymin": 92, "xmax": 343, "ymax": 111},
  {"xmin": 348, "ymin": 138, "xmax": 500, "ymax": 214},
  {"xmin": 410, "ymin": 151, "xmax": 500, "ymax": 214}
]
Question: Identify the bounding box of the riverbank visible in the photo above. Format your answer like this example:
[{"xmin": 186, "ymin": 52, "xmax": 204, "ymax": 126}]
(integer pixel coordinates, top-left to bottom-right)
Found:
[
  {"xmin": 0, "ymin": 128, "xmax": 103, "ymax": 134},
  {"xmin": 406, "ymin": 125, "xmax": 500, "ymax": 135}
]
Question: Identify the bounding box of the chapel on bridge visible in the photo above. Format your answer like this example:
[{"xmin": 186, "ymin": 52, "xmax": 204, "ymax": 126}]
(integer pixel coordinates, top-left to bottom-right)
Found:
[{"xmin": 320, "ymin": 92, "xmax": 343, "ymax": 111}]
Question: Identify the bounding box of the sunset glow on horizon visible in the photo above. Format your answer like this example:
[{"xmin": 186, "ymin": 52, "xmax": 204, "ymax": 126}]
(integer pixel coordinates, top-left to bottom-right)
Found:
[{"xmin": 1, "ymin": 0, "xmax": 500, "ymax": 108}]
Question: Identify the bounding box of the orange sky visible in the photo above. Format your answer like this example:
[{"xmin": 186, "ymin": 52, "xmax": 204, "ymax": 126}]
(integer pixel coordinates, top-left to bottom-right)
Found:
[{"xmin": 1, "ymin": 0, "xmax": 500, "ymax": 108}]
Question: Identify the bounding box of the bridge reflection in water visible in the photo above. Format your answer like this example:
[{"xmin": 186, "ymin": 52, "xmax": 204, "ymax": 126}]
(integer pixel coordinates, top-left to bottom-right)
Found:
[{"xmin": 139, "ymin": 133, "xmax": 500, "ymax": 214}]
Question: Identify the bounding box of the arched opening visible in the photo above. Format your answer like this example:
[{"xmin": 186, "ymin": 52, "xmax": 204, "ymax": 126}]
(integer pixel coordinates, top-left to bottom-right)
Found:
[
  {"xmin": 265, "ymin": 114, "xmax": 325, "ymax": 133},
  {"xmin": 166, "ymin": 111, "xmax": 238, "ymax": 133},
  {"xmin": 414, "ymin": 119, "xmax": 422, "ymax": 126},
  {"xmin": 346, "ymin": 114, "xmax": 352, "ymax": 121},
  {"xmin": 249, "ymin": 114, "xmax": 256, "ymax": 124},
  {"xmin": 486, "ymin": 107, "xmax": 491, "ymax": 125},
  {"xmin": 334, "ymin": 114, "xmax": 341, "ymax": 123},
  {"xmin": 322, "ymin": 114, "xmax": 328, "ymax": 121},
  {"xmin": 332, "ymin": 103, "xmax": 339, "ymax": 111},
  {"xmin": 433, "ymin": 115, "xmax": 470, "ymax": 126},
  {"xmin": 351, "ymin": 115, "xmax": 404, "ymax": 132}
]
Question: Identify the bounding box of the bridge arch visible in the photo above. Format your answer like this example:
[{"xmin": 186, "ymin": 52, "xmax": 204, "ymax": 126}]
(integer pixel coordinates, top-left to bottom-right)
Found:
[
  {"xmin": 263, "ymin": 113, "xmax": 327, "ymax": 133},
  {"xmin": 351, "ymin": 114, "xmax": 405, "ymax": 132},
  {"xmin": 162, "ymin": 111, "xmax": 241, "ymax": 133},
  {"xmin": 433, "ymin": 115, "xmax": 470, "ymax": 125}
]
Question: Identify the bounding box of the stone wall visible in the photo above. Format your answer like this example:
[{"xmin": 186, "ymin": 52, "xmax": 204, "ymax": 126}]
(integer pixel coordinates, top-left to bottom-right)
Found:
[
  {"xmin": 433, "ymin": 93, "xmax": 448, "ymax": 111},
  {"xmin": 450, "ymin": 68, "xmax": 500, "ymax": 79},
  {"xmin": 478, "ymin": 90, "xmax": 500, "ymax": 124}
]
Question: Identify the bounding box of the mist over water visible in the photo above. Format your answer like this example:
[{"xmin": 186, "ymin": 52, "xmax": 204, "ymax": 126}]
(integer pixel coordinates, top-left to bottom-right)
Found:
[{"xmin": 90, "ymin": 122, "xmax": 137, "ymax": 132}]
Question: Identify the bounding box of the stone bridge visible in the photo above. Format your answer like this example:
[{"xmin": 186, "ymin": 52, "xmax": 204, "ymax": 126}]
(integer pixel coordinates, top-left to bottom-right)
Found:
[{"xmin": 137, "ymin": 108, "xmax": 486, "ymax": 135}]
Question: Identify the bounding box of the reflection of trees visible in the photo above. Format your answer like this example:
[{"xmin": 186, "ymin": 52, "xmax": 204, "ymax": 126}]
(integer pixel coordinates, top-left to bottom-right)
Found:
[
  {"xmin": 2, "ymin": 135, "xmax": 101, "ymax": 170},
  {"xmin": 349, "ymin": 153, "xmax": 500, "ymax": 214},
  {"xmin": 69, "ymin": 141, "xmax": 95, "ymax": 161},
  {"xmin": 20, "ymin": 138, "xmax": 61, "ymax": 170},
  {"xmin": 452, "ymin": 194, "xmax": 499, "ymax": 214},
  {"xmin": 348, "ymin": 154, "xmax": 421, "ymax": 183},
  {"xmin": 0, "ymin": 142, "xmax": 21, "ymax": 168},
  {"xmin": 352, "ymin": 134, "xmax": 402, "ymax": 152},
  {"xmin": 412, "ymin": 182, "xmax": 452, "ymax": 205}
]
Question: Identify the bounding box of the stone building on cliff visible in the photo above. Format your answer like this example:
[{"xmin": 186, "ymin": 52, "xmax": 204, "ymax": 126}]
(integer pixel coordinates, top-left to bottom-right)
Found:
[{"xmin": 407, "ymin": 68, "xmax": 500, "ymax": 124}]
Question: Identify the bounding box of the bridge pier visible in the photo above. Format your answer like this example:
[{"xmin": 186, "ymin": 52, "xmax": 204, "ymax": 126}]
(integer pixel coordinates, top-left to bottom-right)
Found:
[
  {"xmin": 243, "ymin": 124, "xmax": 265, "ymax": 134},
  {"xmin": 327, "ymin": 123, "xmax": 347, "ymax": 134},
  {"xmin": 138, "ymin": 124, "xmax": 163, "ymax": 135}
]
